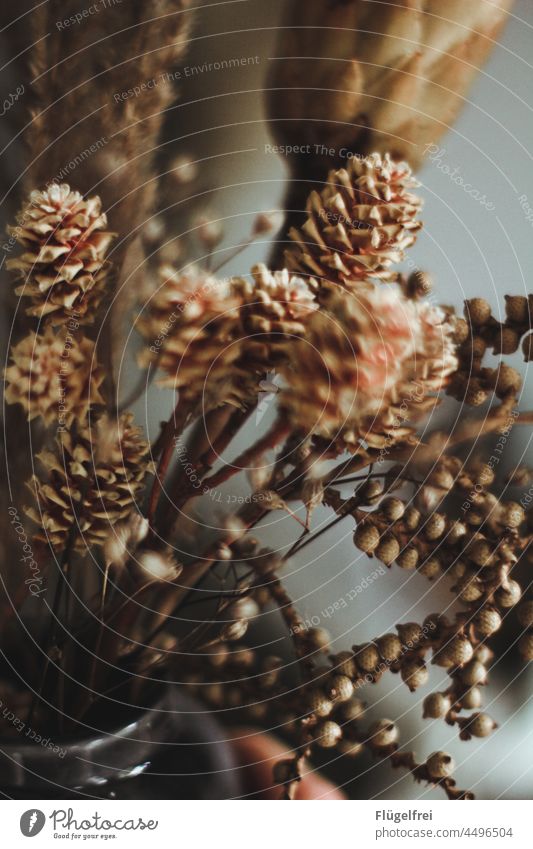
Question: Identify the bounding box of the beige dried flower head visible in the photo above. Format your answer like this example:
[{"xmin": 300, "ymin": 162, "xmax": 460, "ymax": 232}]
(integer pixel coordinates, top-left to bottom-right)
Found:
[
  {"xmin": 7, "ymin": 183, "xmax": 114, "ymax": 324},
  {"xmin": 26, "ymin": 413, "xmax": 152, "ymax": 550},
  {"xmin": 279, "ymin": 283, "xmax": 457, "ymax": 448},
  {"xmin": 137, "ymin": 264, "xmax": 244, "ymax": 412},
  {"xmin": 285, "ymin": 153, "xmax": 422, "ymax": 287},
  {"xmin": 4, "ymin": 326, "xmax": 105, "ymax": 427}
]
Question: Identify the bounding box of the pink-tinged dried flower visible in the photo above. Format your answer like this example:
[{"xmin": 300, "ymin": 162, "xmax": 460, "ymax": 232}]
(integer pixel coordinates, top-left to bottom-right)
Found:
[
  {"xmin": 285, "ymin": 153, "xmax": 422, "ymax": 286},
  {"xmin": 26, "ymin": 413, "xmax": 152, "ymax": 550},
  {"xmin": 7, "ymin": 183, "xmax": 114, "ymax": 324},
  {"xmin": 137, "ymin": 265, "xmax": 244, "ymax": 412},
  {"xmin": 4, "ymin": 326, "xmax": 105, "ymax": 427},
  {"xmin": 279, "ymin": 283, "xmax": 457, "ymax": 448}
]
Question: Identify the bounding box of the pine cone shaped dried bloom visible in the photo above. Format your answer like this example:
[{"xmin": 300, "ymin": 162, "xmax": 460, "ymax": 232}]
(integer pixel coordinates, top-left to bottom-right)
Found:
[
  {"xmin": 26, "ymin": 413, "xmax": 152, "ymax": 550},
  {"xmin": 286, "ymin": 153, "xmax": 422, "ymax": 286},
  {"xmin": 4, "ymin": 326, "xmax": 105, "ymax": 428},
  {"xmin": 7, "ymin": 183, "xmax": 114, "ymax": 324},
  {"xmin": 279, "ymin": 284, "xmax": 457, "ymax": 448},
  {"xmin": 137, "ymin": 265, "xmax": 244, "ymax": 411}
]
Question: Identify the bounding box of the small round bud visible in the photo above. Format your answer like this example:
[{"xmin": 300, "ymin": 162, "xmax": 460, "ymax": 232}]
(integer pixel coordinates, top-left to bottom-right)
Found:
[
  {"xmin": 397, "ymin": 546, "xmax": 419, "ymax": 570},
  {"xmin": 337, "ymin": 739, "xmax": 363, "ymax": 758},
  {"xmin": 474, "ymin": 607, "xmax": 502, "ymax": 637},
  {"xmin": 354, "ymin": 523, "xmax": 380, "ymax": 553},
  {"xmin": 517, "ymin": 600, "xmax": 533, "ymax": 629},
  {"xmin": 460, "ymin": 659, "xmax": 488, "ymax": 686},
  {"xmin": 424, "ymin": 512, "xmax": 446, "ymax": 541},
  {"xmin": 305, "ymin": 627, "xmax": 331, "ymax": 652},
  {"xmin": 376, "ymin": 633, "xmax": 403, "ymax": 664},
  {"xmin": 423, "ymin": 692, "xmax": 452, "ymax": 719},
  {"xmin": 315, "ymin": 720, "xmax": 342, "ymax": 748},
  {"xmin": 505, "ymin": 295, "xmax": 529, "ymax": 324},
  {"xmin": 326, "ymin": 674, "xmax": 354, "ymax": 703},
  {"xmin": 429, "ymin": 467, "xmax": 455, "ymax": 491},
  {"xmin": 397, "ymin": 622, "xmax": 424, "ymax": 648},
  {"xmin": 456, "ymin": 574, "xmax": 483, "ymax": 602},
  {"xmin": 407, "ymin": 270, "xmax": 432, "ymax": 298},
  {"xmin": 465, "ymin": 298, "xmax": 491, "ymax": 326},
  {"xmin": 435, "ymin": 635, "xmax": 474, "ymax": 668},
  {"xmin": 227, "ymin": 597, "xmax": 259, "ymax": 620},
  {"xmin": 518, "ymin": 631, "xmax": 533, "ymax": 661},
  {"xmin": 196, "ymin": 216, "xmax": 223, "ymax": 249},
  {"xmin": 495, "ymin": 326, "xmax": 520, "ymax": 355},
  {"xmin": 475, "ymin": 644, "xmax": 493, "ymax": 665},
  {"xmin": 307, "ymin": 690, "xmax": 334, "ymax": 718},
  {"xmin": 426, "ymin": 751, "xmax": 455, "ymax": 780},
  {"xmin": 403, "ymin": 506, "xmax": 421, "ymax": 530},
  {"xmin": 417, "ymin": 555, "xmax": 441, "ymax": 579},
  {"xmin": 252, "ymin": 210, "xmax": 283, "ymax": 236},
  {"xmin": 375, "ymin": 534, "xmax": 400, "ymax": 566},
  {"xmin": 369, "ymin": 719, "xmax": 399, "ymax": 750},
  {"xmin": 448, "ymin": 522, "xmax": 468, "ymax": 545},
  {"xmin": 332, "ymin": 651, "xmax": 356, "ymax": 678},
  {"xmin": 358, "ymin": 479, "xmax": 383, "ymax": 504},
  {"xmin": 401, "ymin": 657, "xmax": 429, "ymax": 691},
  {"xmin": 461, "ymin": 686, "xmax": 483, "ymax": 710},
  {"xmin": 495, "ymin": 580, "xmax": 521, "ymax": 608},
  {"xmin": 502, "ymin": 502, "xmax": 525, "ymax": 529},
  {"xmin": 355, "ymin": 642, "xmax": 380, "ymax": 673},
  {"xmin": 338, "ymin": 697, "xmax": 366, "ymax": 722},
  {"xmin": 453, "ymin": 318, "xmax": 470, "ymax": 344},
  {"xmin": 448, "ymin": 558, "xmax": 468, "ymax": 580},
  {"xmin": 468, "ymin": 539, "xmax": 493, "ymax": 568},
  {"xmin": 468, "ymin": 712, "xmax": 497, "ymax": 738},
  {"xmin": 381, "ymin": 497, "xmax": 405, "ymax": 522},
  {"xmin": 495, "ymin": 364, "xmax": 521, "ymax": 397}
]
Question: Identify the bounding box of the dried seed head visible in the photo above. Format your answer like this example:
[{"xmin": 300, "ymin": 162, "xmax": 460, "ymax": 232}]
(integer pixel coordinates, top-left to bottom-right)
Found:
[
  {"xmin": 468, "ymin": 539, "xmax": 494, "ymax": 568},
  {"xmin": 221, "ymin": 619, "xmax": 249, "ymax": 642},
  {"xmin": 435, "ymin": 635, "xmax": 474, "ymax": 668},
  {"xmin": 397, "ymin": 622, "xmax": 424, "ymax": 648},
  {"xmin": 406, "ymin": 270, "xmax": 432, "ymax": 299},
  {"xmin": 465, "ymin": 298, "xmax": 491, "ymax": 326},
  {"xmin": 461, "ymin": 686, "xmax": 483, "ymax": 710},
  {"xmin": 397, "ymin": 546, "xmax": 419, "ymax": 570},
  {"xmin": 305, "ymin": 627, "xmax": 331, "ymax": 653},
  {"xmin": 338, "ymin": 697, "xmax": 366, "ymax": 722},
  {"xmin": 424, "ymin": 512, "xmax": 446, "ymax": 541},
  {"xmin": 403, "ymin": 506, "xmax": 421, "ymax": 531},
  {"xmin": 381, "ymin": 497, "xmax": 405, "ymax": 522},
  {"xmin": 417, "ymin": 555, "xmax": 441, "ymax": 579},
  {"xmin": 475, "ymin": 644, "xmax": 493, "ymax": 665},
  {"xmin": 354, "ymin": 523, "xmax": 380, "ymax": 553},
  {"xmin": 359, "ymin": 479, "xmax": 384, "ymax": 504},
  {"xmin": 423, "ymin": 692, "xmax": 452, "ymax": 719},
  {"xmin": 137, "ymin": 551, "xmax": 182, "ymax": 582},
  {"xmin": 369, "ymin": 719, "xmax": 399, "ymax": 750},
  {"xmin": 355, "ymin": 642, "xmax": 381, "ymax": 673},
  {"xmin": 468, "ymin": 712, "xmax": 497, "ymax": 737},
  {"xmin": 517, "ymin": 601, "xmax": 533, "ymax": 629},
  {"xmin": 307, "ymin": 690, "xmax": 334, "ymax": 718},
  {"xmin": 332, "ymin": 651, "xmax": 356, "ymax": 679},
  {"xmin": 376, "ymin": 633, "xmax": 403, "ymax": 664},
  {"xmin": 504, "ymin": 295, "xmax": 529, "ymax": 324},
  {"xmin": 495, "ymin": 364, "xmax": 521, "ymax": 396},
  {"xmin": 327, "ymin": 674, "xmax": 354, "ymax": 703},
  {"xmin": 502, "ymin": 502, "xmax": 525, "ymax": 529},
  {"xmin": 460, "ymin": 660, "xmax": 488, "ymax": 686},
  {"xmin": 401, "ymin": 657, "xmax": 429, "ymax": 691},
  {"xmin": 495, "ymin": 580, "xmax": 522, "ymax": 608},
  {"xmin": 426, "ymin": 751, "xmax": 455, "ymax": 780},
  {"xmin": 376, "ymin": 534, "xmax": 401, "ymax": 566},
  {"xmin": 474, "ymin": 607, "xmax": 502, "ymax": 637},
  {"xmin": 456, "ymin": 574, "xmax": 484, "ymax": 603},
  {"xmin": 315, "ymin": 720, "xmax": 342, "ymax": 748}
]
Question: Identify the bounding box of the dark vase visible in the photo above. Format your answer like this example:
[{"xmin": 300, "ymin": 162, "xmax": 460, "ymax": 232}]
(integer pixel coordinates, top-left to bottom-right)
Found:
[{"xmin": 0, "ymin": 686, "xmax": 240, "ymax": 800}]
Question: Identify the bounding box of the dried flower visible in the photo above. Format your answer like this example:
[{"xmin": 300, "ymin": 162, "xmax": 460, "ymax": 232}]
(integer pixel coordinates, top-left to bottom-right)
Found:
[
  {"xmin": 5, "ymin": 327, "xmax": 105, "ymax": 427},
  {"xmin": 286, "ymin": 153, "xmax": 422, "ymax": 286},
  {"xmin": 8, "ymin": 184, "xmax": 114, "ymax": 324},
  {"xmin": 26, "ymin": 413, "xmax": 152, "ymax": 549}
]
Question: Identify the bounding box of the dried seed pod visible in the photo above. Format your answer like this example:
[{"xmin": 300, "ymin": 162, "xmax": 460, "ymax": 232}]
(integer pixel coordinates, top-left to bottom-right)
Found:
[
  {"xmin": 397, "ymin": 546, "xmax": 419, "ymax": 570},
  {"xmin": 376, "ymin": 633, "xmax": 403, "ymax": 664},
  {"xmin": 305, "ymin": 627, "xmax": 331, "ymax": 652},
  {"xmin": 381, "ymin": 497, "xmax": 405, "ymax": 522},
  {"xmin": 435, "ymin": 635, "xmax": 474, "ymax": 668},
  {"xmin": 397, "ymin": 622, "xmax": 424, "ymax": 649},
  {"xmin": 465, "ymin": 298, "xmax": 491, "ymax": 326},
  {"xmin": 417, "ymin": 555, "xmax": 441, "ymax": 579},
  {"xmin": 401, "ymin": 657, "xmax": 429, "ymax": 691},
  {"xmin": 403, "ymin": 506, "xmax": 421, "ymax": 531},
  {"xmin": 522, "ymin": 331, "xmax": 533, "ymax": 361},
  {"xmin": 426, "ymin": 751, "xmax": 455, "ymax": 780},
  {"xmin": 376, "ymin": 534, "xmax": 401, "ymax": 566},
  {"xmin": 461, "ymin": 686, "xmax": 483, "ymax": 710},
  {"xmin": 456, "ymin": 574, "xmax": 484, "ymax": 603},
  {"xmin": 337, "ymin": 739, "xmax": 364, "ymax": 758},
  {"xmin": 307, "ymin": 690, "xmax": 334, "ymax": 718},
  {"xmin": 517, "ymin": 601, "xmax": 533, "ymax": 629},
  {"xmin": 332, "ymin": 651, "xmax": 356, "ymax": 679},
  {"xmin": 424, "ymin": 512, "xmax": 446, "ymax": 541},
  {"xmin": 467, "ymin": 712, "xmax": 497, "ymax": 738},
  {"xmin": 474, "ymin": 607, "xmax": 502, "ymax": 637},
  {"xmin": 460, "ymin": 660, "xmax": 488, "ymax": 686},
  {"xmin": 468, "ymin": 539, "xmax": 494, "ymax": 568},
  {"xmin": 221, "ymin": 619, "xmax": 249, "ymax": 642},
  {"xmin": 423, "ymin": 692, "xmax": 452, "ymax": 719},
  {"xmin": 338, "ymin": 697, "xmax": 366, "ymax": 722},
  {"xmin": 369, "ymin": 719, "xmax": 399, "ymax": 750},
  {"xmin": 495, "ymin": 364, "xmax": 521, "ymax": 396},
  {"xmin": 354, "ymin": 523, "xmax": 380, "ymax": 554},
  {"xmin": 495, "ymin": 580, "xmax": 522, "ymax": 608},
  {"xmin": 502, "ymin": 502, "xmax": 525, "ymax": 529},
  {"xmin": 315, "ymin": 720, "xmax": 342, "ymax": 749},
  {"xmin": 505, "ymin": 295, "xmax": 529, "ymax": 324},
  {"xmin": 355, "ymin": 642, "xmax": 381, "ymax": 673},
  {"xmin": 327, "ymin": 674, "xmax": 354, "ymax": 704}
]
